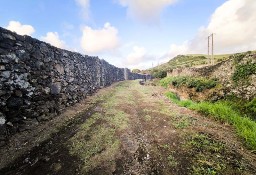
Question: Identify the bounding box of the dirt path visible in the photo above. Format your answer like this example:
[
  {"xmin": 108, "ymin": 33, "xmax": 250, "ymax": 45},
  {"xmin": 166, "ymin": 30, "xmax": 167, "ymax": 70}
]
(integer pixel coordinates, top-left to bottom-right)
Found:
[{"xmin": 1, "ymin": 80, "xmax": 256, "ymax": 175}]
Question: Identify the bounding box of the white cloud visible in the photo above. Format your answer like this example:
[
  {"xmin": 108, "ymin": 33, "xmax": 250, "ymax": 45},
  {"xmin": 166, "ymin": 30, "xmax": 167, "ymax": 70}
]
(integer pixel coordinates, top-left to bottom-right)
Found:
[
  {"xmin": 165, "ymin": 0, "xmax": 256, "ymax": 60},
  {"xmin": 125, "ymin": 46, "xmax": 146, "ymax": 65},
  {"xmin": 6, "ymin": 21, "xmax": 35, "ymax": 36},
  {"xmin": 75, "ymin": 0, "xmax": 90, "ymax": 19},
  {"xmin": 81, "ymin": 22, "xmax": 120, "ymax": 54},
  {"xmin": 119, "ymin": 0, "xmax": 177, "ymax": 22},
  {"xmin": 123, "ymin": 46, "xmax": 155, "ymax": 69},
  {"xmin": 165, "ymin": 41, "xmax": 189, "ymax": 60},
  {"xmin": 41, "ymin": 32, "xmax": 65, "ymax": 48},
  {"xmin": 204, "ymin": 0, "xmax": 256, "ymax": 53}
]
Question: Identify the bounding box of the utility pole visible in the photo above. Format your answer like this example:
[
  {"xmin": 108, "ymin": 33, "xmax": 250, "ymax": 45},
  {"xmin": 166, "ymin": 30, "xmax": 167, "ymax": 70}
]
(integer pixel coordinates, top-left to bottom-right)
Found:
[
  {"xmin": 211, "ymin": 33, "xmax": 214, "ymax": 65},
  {"xmin": 207, "ymin": 33, "xmax": 214, "ymax": 65},
  {"xmin": 208, "ymin": 35, "xmax": 210, "ymax": 65}
]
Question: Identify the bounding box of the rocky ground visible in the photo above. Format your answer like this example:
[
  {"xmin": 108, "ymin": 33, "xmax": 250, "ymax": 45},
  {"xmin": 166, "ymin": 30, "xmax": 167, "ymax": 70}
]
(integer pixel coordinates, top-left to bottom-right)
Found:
[{"xmin": 1, "ymin": 80, "xmax": 256, "ymax": 175}]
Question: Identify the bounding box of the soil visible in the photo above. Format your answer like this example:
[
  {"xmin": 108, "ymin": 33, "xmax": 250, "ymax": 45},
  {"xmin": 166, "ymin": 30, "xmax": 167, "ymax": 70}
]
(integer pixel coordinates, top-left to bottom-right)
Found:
[{"xmin": 0, "ymin": 80, "xmax": 256, "ymax": 175}]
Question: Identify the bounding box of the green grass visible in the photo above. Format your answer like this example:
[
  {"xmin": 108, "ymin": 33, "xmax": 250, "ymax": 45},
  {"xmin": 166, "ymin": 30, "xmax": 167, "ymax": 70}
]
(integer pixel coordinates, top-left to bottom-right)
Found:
[{"xmin": 165, "ymin": 92, "xmax": 256, "ymax": 150}]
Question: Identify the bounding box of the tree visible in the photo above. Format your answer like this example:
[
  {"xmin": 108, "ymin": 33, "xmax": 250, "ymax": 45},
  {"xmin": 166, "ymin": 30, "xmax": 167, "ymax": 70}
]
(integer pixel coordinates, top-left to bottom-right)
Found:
[{"xmin": 132, "ymin": 69, "xmax": 141, "ymax": 73}]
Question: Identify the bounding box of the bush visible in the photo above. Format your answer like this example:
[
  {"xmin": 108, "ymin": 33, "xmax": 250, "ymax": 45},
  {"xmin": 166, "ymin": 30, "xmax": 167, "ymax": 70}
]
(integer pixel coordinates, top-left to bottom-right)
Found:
[{"xmin": 152, "ymin": 70, "xmax": 167, "ymax": 79}]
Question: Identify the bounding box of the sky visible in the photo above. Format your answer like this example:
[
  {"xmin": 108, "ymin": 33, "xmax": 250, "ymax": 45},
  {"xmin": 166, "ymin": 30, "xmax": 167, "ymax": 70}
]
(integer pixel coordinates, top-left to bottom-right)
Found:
[{"xmin": 1, "ymin": 0, "xmax": 256, "ymax": 69}]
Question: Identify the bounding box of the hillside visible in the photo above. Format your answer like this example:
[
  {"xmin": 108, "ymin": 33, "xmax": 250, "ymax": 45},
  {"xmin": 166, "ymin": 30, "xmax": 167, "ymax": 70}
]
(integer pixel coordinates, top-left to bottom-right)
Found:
[{"xmin": 150, "ymin": 50, "xmax": 256, "ymax": 73}]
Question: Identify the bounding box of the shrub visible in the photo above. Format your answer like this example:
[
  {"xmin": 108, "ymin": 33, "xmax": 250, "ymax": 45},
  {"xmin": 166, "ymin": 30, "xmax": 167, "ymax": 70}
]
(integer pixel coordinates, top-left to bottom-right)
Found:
[{"xmin": 152, "ymin": 70, "xmax": 167, "ymax": 79}]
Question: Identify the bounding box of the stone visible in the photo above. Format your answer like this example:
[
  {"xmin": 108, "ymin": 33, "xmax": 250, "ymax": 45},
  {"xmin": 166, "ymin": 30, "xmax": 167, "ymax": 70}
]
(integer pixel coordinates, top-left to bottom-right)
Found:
[
  {"xmin": 0, "ymin": 141, "xmax": 6, "ymax": 147},
  {"xmin": 62, "ymin": 52, "xmax": 69, "ymax": 57},
  {"xmin": 51, "ymin": 82, "xmax": 62, "ymax": 95},
  {"xmin": 7, "ymin": 96, "xmax": 23, "ymax": 109},
  {"xmin": 35, "ymin": 61, "xmax": 44, "ymax": 70},
  {"xmin": 55, "ymin": 64, "xmax": 64, "ymax": 74},
  {"xmin": 0, "ymin": 57, "xmax": 9, "ymax": 64},
  {"xmin": 0, "ymin": 65, "xmax": 5, "ymax": 70},
  {"xmin": 6, "ymin": 53, "xmax": 19, "ymax": 62},
  {"xmin": 44, "ymin": 57, "xmax": 51, "ymax": 63},
  {"xmin": 2, "ymin": 33, "xmax": 16, "ymax": 40},
  {"xmin": 15, "ymin": 90, "xmax": 23, "ymax": 97},
  {"xmin": 0, "ymin": 112, "xmax": 6, "ymax": 125},
  {"xmin": 6, "ymin": 122, "xmax": 13, "ymax": 127},
  {"xmin": 40, "ymin": 43, "xmax": 49, "ymax": 53},
  {"xmin": 68, "ymin": 77, "xmax": 74, "ymax": 83},
  {"xmin": 44, "ymin": 87, "xmax": 51, "ymax": 94},
  {"xmin": 1, "ymin": 71, "xmax": 11, "ymax": 79}
]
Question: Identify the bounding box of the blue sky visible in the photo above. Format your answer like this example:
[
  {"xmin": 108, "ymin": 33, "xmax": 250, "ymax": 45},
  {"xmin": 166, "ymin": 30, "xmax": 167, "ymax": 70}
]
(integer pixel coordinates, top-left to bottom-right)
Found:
[{"xmin": 1, "ymin": 0, "xmax": 256, "ymax": 69}]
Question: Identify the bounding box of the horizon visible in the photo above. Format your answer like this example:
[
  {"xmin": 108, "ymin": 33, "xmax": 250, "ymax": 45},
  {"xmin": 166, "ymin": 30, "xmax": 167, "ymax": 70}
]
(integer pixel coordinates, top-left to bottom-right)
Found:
[{"xmin": 1, "ymin": 0, "xmax": 256, "ymax": 69}]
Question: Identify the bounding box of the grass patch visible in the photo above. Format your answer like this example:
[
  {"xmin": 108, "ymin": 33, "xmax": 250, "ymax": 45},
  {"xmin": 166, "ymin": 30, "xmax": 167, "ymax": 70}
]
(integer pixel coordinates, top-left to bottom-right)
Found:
[
  {"xmin": 185, "ymin": 133, "xmax": 245, "ymax": 175},
  {"xmin": 68, "ymin": 81, "xmax": 135, "ymax": 173},
  {"xmin": 165, "ymin": 92, "xmax": 256, "ymax": 150},
  {"xmin": 167, "ymin": 154, "xmax": 178, "ymax": 167},
  {"xmin": 105, "ymin": 109, "xmax": 129, "ymax": 130},
  {"xmin": 172, "ymin": 115, "xmax": 195, "ymax": 129},
  {"xmin": 69, "ymin": 121, "xmax": 120, "ymax": 173},
  {"xmin": 165, "ymin": 92, "xmax": 193, "ymax": 107},
  {"xmin": 160, "ymin": 76, "xmax": 218, "ymax": 92},
  {"xmin": 144, "ymin": 115, "xmax": 152, "ymax": 121}
]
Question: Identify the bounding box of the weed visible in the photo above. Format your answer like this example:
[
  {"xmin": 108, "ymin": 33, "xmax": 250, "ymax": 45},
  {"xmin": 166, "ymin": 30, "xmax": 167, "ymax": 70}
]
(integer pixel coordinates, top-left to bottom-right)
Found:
[
  {"xmin": 173, "ymin": 115, "xmax": 192, "ymax": 129},
  {"xmin": 187, "ymin": 134, "xmax": 225, "ymax": 153},
  {"xmin": 167, "ymin": 154, "xmax": 178, "ymax": 167},
  {"xmin": 144, "ymin": 115, "xmax": 152, "ymax": 121},
  {"xmin": 185, "ymin": 134, "xmax": 235, "ymax": 175}
]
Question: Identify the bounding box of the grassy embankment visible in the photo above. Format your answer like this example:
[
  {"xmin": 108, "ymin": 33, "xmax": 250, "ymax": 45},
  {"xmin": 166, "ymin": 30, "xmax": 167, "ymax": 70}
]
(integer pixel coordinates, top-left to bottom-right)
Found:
[{"xmin": 160, "ymin": 77, "xmax": 256, "ymax": 150}]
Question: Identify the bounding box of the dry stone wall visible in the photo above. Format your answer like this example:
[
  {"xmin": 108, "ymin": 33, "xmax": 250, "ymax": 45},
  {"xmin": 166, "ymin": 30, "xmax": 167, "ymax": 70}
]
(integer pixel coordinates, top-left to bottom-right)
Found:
[
  {"xmin": 167, "ymin": 55, "xmax": 256, "ymax": 100},
  {"xmin": 0, "ymin": 27, "xmax": 148, "ymax": 145}
]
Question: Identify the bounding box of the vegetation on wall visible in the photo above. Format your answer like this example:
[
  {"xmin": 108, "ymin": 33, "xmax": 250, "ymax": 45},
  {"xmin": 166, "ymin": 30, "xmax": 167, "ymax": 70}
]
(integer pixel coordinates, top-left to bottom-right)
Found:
[
  {"xmin": 152, "ymin": 70, "xmax": 167, "ymax": 79},
  {"xmin": 160, "ymin": 76, "xmax": 218, "ymax": 92},
  {"xmin": 232, "ymin": 60, "xmax": 256, "ymax": 84}
]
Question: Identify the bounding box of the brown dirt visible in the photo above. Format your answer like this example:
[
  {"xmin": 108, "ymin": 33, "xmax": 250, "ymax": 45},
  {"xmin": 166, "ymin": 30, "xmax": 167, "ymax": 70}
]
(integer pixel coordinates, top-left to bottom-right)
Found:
[{"xmin": 1, "ymin": 80, "xmax": 256, "ymax": 175}]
